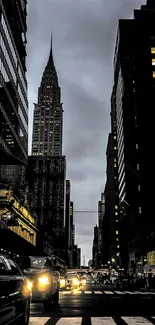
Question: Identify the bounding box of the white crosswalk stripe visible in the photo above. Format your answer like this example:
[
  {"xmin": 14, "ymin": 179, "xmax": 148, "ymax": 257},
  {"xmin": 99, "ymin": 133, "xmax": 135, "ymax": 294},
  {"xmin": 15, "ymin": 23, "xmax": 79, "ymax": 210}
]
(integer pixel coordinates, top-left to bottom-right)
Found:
[
  {"xmin": 60, "ymin": 290, "xmax": 155, "ymax": 296},
  {"xmin": 91, "ymin": 317, "xmax": 116, "ymax": 325},
  {"xmin": 29, "ymin": 317, "xmax": 155, "ymax": 325},
  {"xmin": 122, "ymin": 317, "xmax": 152, "ymax": 325}
]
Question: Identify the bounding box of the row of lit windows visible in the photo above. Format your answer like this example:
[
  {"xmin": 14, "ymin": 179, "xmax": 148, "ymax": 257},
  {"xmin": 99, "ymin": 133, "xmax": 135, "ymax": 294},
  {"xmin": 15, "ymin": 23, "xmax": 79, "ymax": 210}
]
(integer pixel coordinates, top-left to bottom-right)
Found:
[{"xmin": 151, "ymin": 48, "xmax": 155, "ymax": 78}]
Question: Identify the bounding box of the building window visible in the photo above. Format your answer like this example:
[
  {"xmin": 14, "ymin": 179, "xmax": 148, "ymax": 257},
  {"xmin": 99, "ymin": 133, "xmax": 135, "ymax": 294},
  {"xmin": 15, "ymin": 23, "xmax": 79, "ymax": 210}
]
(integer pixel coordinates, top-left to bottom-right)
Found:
[
  {"xmin": 138, "ymin": 185, "xmax": 140, "ymax": 192},
  {"xmin": 115, "ymin": 212, "xmax": 118, "ymax": 216},
  {"xmin": 151, "ymin": 48, "xmax": 155, "ymax": 54},
  {"xmin": 116, "ymin": 230, "xmax": 119, "ymax": 235},
  {"xmin": 116, "ymin": 238, "xmax": 119, "ymax": 241},
  {"xmin": 136, "ymin": 143, "xmax": 138, "ymax": 149},
  {"xmin": 114, "ymin": 163, "xmax": 117, "ymax": 168},
  {"xmin": 114, "ymin": 136, "xmax": 117, "ymax": 140},
  {"xmin": 114, "ymin": 146, "xmax": 117, "ymax": 150},
  {"xmin": 115, "ymin": 205, "xmax": 118, "ymax": 210},
  {"xmin": 117, "ymin": 245, "xmax": 120, "ymax": 248},
  {"xmin": 114, "ymin": 158, "xmax": 117, "ymax": 162},
  {"xmin": 139, "ymin": 206, "xmax": 142, "ymax": 214},
  {"xmin": 152, "ymin": 58, "xmax": 155, "ymax": 66},
  {"xmin": 116, "ymin": 220, "xmax": 118, "ymax": 222},
  {"xmin": 153, "ymin": 72, "xmax": 155, "ymax": 78},
  {"xmin": 137, "ymin": 164, "xmax": 140, "ymax": 170}
]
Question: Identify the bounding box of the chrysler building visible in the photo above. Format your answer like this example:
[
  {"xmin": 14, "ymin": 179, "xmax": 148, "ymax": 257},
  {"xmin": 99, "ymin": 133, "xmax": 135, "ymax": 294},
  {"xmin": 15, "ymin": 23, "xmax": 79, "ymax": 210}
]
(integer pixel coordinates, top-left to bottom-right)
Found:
[{"xmin": 32, "ymin": 37, "xmax": 63, "ymax": 156}]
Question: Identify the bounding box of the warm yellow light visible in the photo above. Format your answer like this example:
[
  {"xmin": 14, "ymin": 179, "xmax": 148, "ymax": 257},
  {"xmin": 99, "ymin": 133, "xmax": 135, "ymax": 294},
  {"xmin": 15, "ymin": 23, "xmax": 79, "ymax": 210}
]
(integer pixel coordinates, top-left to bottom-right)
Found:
[
  {"xmin": 38, "ymin": 276, "xmax": 50, "ymax": 285},
  {"xmin": 81, "ymin": 279, "xmax": 86, "ymax": 285},
  {"xmin": 72, "ymin": 278, "xmax": 79, "ymax": 286},
  {"xmin": 60, "ymin": 279, "xmax": 66, "ymax": 288},
  {"xmin": 151, "ymin": 47, "xmax": 155, "ymax": 54}
]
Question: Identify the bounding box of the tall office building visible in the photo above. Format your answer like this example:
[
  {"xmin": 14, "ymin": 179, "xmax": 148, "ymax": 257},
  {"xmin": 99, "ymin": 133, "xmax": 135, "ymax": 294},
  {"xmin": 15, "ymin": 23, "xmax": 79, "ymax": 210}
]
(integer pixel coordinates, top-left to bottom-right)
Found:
[
  {"xmin": 92, "ymin": 225, "xmax": 99, "ymax": 267},
  {"xmin": 65, "ymin": 180, "xmax": 71, "ymax": 248},
  {"xmin": 0, "ymin": 0, "xmax": 28, "ymax": 165},
  {"xmin": 32, "ymin": 36, "xmax": 63, "ymax": 156},
  {"xmin": 113, "ymin": 0, "xmax": 155, "ymax": 270}
]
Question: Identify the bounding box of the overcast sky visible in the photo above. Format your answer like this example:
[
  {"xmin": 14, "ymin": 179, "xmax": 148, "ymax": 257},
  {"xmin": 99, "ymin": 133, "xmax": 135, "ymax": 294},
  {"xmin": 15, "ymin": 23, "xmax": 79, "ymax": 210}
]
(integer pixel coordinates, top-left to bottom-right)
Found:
[{"xmin": 27, "ymin": 0, "xmax": 145, "ymax": 265}]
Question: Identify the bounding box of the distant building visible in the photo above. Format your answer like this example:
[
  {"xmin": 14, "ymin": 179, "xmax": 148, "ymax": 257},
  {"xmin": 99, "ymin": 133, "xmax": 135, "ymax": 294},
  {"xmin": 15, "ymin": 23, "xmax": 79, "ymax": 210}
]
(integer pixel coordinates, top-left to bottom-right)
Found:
[
  {"xmin": 32, "ymin": 36, "xmax": 63, "ymax": 157},
  {"xmin": 65, "ymin": 180, "xmax": 71, "ymax": 248},
  {"xmin": 72, "ymin": 245, "xmax": 81, "ymax": 268},
  {"xmin": 92, "ymin": 225, "xmax": 99, "ymax": 267},
  {"xmin": 88, "ymin": 259, "xmax": 93, "ymax": 267}
]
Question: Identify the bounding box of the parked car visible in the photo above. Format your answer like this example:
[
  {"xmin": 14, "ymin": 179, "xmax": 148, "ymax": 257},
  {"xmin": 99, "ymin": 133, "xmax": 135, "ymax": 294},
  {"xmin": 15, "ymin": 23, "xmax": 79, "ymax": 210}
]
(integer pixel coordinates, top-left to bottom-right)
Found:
[
  {"xmin": 16, "ymin": 256, "xmax": 60, "ymax": 311},
  {"xmin": 0, "ymin": 254, "xmax": 31, "ymax": 325}
]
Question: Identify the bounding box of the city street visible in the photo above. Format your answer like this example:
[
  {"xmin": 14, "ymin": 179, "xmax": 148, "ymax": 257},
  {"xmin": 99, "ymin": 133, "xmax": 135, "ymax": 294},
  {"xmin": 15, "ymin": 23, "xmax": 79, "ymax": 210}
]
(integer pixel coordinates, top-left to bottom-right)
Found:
[{"xmin": 29, "ymin": 286, "xmax": 155, "ymax": 325}]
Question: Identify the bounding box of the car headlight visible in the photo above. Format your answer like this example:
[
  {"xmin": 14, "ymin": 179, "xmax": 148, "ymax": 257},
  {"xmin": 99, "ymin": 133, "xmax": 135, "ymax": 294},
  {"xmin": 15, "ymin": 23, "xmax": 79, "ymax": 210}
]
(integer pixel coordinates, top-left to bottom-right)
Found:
[
  {"xmin": 60, "ymin": 279, "xmax": 66, "ymax": 287},
  {"xmin": 81, "ymin": 279, "xmax": 86, "ymax": 284},
  {"xmin": 72, "ymin": 278, "xmax": 79, "ymax": 286},
  {"xmin": 23, "ymin": 280, "xmax": 32, "ymax": 296},
  {"xmin": 38, "ymin": 276, "xmax": 50, "ymax": 285}
]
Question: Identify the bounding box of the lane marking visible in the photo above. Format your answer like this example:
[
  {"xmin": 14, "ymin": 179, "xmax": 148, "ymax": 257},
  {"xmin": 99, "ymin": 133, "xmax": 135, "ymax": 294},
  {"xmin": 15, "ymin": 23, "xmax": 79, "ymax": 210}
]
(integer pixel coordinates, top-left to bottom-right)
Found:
[
  {"xmin": 122, "ymin": 317, "xmax": 152, "ymax": 325},
  {"xmin": 94, "ymin": 291, "xmax": 103, "ymax": 294},
  {"xmin": 61, "ymin": 291, "xmax": 72, "ymax": 294},
  {"xmin": 29, "ymin": 317, "xmax": 50, "ymax": 325},
  {"xmin": 123, "ymin": 291, "xmax": 137, "ymax": 294},
  {"xmin": 92, "ymin": 317, "xmax": 116, "ymax": 325},
  {"xmin": 57, "ymin": 318, "xmax": 82, "ymax": 325},
  {"xmin": 84, "ymin": 291, "xmax": 92, "ymax": 294},
  {"xmin": 103, "ymin": 291, "xmax": 114, "ymax": 294},
  {"xmin": 114, "ymin": 291, "xmax": 124, "ymax": 294}
]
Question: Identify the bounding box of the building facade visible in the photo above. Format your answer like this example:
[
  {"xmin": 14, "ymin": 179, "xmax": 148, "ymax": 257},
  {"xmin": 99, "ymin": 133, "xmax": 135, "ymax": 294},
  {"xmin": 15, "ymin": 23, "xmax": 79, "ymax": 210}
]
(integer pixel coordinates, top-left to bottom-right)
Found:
[
  {"xmin": 113, "ymin": 0, "xmax": 155, "ymax": 271},
  {"xmin": 28, "ymin": 156, "xmax": 66, "ymax": 255},
  {"xmin": 65, "ymin": 180, "xmax": 71, "ymax": 248},
  {"xmin": 32, "ymin": 37, "xmax": 63, "ymax": 157},
  {"xmin": 92, "ymin": 225, "xmax": 99, "ymax": 267},
  {"xmin": 0, "ymin": 0, "xmax": 28, "ymax": 165}
]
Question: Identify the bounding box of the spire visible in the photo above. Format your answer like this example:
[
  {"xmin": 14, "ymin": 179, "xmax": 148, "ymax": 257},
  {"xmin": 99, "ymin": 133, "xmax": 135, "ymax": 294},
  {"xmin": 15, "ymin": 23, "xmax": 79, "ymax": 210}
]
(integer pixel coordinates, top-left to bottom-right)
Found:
[{"xmin": 48, "ymin": 31, "xmax": 54, "ymax": 64}]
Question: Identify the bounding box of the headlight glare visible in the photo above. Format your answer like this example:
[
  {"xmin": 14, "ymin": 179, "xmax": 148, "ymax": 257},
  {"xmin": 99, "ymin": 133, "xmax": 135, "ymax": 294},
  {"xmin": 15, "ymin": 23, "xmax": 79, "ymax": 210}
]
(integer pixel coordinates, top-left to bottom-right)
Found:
[
  {"xmin": 38, "ymin": 276, "xmax": 50, "ymax": 285},
  {"xmin": 72, "ymin": 278, "xmax": 79, "ymax": 286}
]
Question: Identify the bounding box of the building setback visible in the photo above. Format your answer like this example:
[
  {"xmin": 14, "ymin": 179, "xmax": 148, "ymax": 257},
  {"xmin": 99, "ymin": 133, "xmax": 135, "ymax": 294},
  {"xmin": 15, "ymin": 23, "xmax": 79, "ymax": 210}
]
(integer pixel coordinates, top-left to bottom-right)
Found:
[
  {"xmin": 113, "ymin": 0, "xmax": 155, "ymax": 270},
  {"xmin": 0, "ymin": 0, "xmax": 28, "ymax": 165}
]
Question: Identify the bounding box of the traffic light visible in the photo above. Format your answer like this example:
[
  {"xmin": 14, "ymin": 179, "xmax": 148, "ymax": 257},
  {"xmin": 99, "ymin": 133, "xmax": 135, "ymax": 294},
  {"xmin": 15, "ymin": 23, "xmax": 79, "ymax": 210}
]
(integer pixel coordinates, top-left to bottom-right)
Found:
[{"xmin": 7, "ymin": 214, "xmax": 18, "ymax": 226}]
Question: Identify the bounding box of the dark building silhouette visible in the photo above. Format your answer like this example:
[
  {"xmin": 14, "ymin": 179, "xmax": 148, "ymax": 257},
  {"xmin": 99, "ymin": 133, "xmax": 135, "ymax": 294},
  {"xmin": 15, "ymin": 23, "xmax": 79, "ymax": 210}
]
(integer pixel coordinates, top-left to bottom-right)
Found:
[
  {"xmin": 65, "ymin": 180, "xmax": 71, "ymax": 248},
  {"xmin": 98, "ymin": 193, "xmax": 105, "ymax": 266},
  {"xmin": 27, "ymin": 156, "xmax": 66, "ymax": 256},
  {"xmin": 102, "ymin": 86, "xmax": 120, "ymax": 267},
  {"xmin": 72, "ymin": 245, "xmax": 81, "ymax": 268},
  {"xmin": 113, "ymin": 0, "xmax": 155, "ymax": 270},
  {"xmin": 92, "ymin": 225, "xmax": 99, "ymax": 267},
  {"xmin": 0, "ymin": 0, "xmax": 28, "ymax": 165},
  {"xmin": 32, "ymin": 36, "xmax": 63, "ymax": 157}
]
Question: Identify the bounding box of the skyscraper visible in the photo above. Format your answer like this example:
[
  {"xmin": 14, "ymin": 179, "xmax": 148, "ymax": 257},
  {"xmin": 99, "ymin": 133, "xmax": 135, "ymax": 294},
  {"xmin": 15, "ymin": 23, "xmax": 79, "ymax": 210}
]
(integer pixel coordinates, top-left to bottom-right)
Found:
[
  {"xmin": 113, "ymin": 0, "xmax": 155, "ymax": 270},
  {"xmin": 0, "ymin": 0, "xmax": 28, "ymax": 165},
  {"xmin": 29, "ymin": 36, "xmax": 66, "ymax": 257},
  {"xmin": 32, "ymin": 36, "xmax": 63, "ymax": 156}
]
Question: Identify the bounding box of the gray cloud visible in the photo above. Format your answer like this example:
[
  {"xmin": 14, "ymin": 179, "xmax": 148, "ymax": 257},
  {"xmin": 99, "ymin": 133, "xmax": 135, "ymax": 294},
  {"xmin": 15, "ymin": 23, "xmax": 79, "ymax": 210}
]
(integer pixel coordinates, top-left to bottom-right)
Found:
[{"xmin": 28, "ymin": 0, "xmax": 145, "ymax": 264}]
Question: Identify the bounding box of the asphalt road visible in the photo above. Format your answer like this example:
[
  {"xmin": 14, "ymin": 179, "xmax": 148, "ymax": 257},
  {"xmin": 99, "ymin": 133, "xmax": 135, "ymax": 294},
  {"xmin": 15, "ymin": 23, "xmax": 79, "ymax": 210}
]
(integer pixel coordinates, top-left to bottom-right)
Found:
[{"xmin": 29, "ymin": 286, "xmax": 155, "ymax": 325}]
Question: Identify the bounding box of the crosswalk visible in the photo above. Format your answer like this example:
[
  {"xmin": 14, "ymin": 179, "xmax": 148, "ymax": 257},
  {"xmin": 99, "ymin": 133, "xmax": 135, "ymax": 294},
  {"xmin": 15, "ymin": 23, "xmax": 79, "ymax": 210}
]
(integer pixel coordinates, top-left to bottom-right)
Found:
[
  {"xmin": 29, "ymin": 316, "xmax": 155, "ymax": 325},
  {"xmin": 60, "ymin": 290, "xmax": 155, "ymax": 296}
]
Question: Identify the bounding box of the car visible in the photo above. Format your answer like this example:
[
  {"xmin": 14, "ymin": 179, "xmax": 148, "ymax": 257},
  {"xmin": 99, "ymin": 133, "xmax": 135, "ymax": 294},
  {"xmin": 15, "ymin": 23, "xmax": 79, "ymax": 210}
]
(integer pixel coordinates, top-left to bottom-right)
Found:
[
  {"xmin": 16, "ymin": 256, "xmax": 60, "ymax": 311},
  {"xmin": 80, "ymin": 274, "xmax": 87, "ymax": 287},
  {"xmin": 66, "ymin": 273, "xmax": 80, "ymax": 289},
  {"xmin": 0, "ymin": 254, "xmax": 31, "ymax": 325},
  {"xmin": 59, "ymin": 276, "xmax": 66, "ymax": 290}
]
